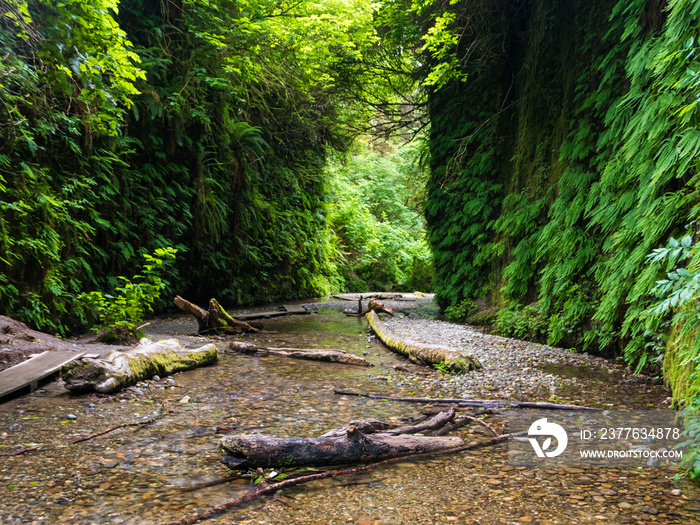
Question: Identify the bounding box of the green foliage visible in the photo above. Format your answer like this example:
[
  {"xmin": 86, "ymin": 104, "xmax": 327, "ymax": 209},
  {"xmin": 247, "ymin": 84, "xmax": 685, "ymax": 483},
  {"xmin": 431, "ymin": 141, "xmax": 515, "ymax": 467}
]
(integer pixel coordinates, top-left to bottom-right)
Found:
[
  {"xmin": 327, "ymin": 140, "xmax": 433, "ymax": 292},
  {"xmin": 495, "ymin": 304, "xmax": 549, "ymax": 344},
  {"xmin": 411, "ymin": 0, "xmax": 700, "ymax": 384},
  {"xmin": 0, "ymin": 0, "xmax": 145, "ymax": 333},
  {"xmin": 432, "ymin": 357, "xmax": 470, "ymax": 375},
  {"xmin": 75, "ymin": 248, "xmax": 176, "ymax": 340},
  {"xmin": 0, "ymin": 0, "xmax": 389, "ymax": 329},
  {"xmin": 444, "ymin": 299, "xmax": 475, "ymax": 324},
  {"xmin": 644, "ymin": 234, "xmax": 700, "ymax": 481},
  {"xmin": 679, "ymin": 362, "xmax": 700, "ymax": 483}
]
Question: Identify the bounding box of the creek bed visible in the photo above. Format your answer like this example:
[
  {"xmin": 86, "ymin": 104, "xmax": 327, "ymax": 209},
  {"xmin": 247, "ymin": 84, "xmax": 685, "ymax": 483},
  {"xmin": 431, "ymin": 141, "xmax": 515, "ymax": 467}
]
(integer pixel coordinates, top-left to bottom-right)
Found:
[{"xmin": 0, "ymin": 306, "xmax": 699, "ymax": 524}]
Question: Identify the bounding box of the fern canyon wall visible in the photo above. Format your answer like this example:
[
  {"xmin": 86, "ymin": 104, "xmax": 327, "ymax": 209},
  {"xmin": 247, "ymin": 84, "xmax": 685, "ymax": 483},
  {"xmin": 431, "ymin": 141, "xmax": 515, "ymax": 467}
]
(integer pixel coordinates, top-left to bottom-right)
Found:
[
  {"xmin": 0, "ymin": 0, "xmax": 359, "ymax": 332},
  {"xmin": 419, "ymin": 0, "xmax": 700, "ymax": 401}
]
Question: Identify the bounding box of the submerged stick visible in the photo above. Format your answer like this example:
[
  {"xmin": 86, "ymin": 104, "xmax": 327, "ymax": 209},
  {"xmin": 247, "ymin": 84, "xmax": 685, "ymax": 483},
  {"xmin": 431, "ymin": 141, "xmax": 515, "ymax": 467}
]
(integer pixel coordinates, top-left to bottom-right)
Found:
[
  {"xmin": 334, "ymin": 390, "xmax": 601, "ymax": 411},
  {"xmin": 164, "ymin": 431, "xmax": 524, "ymax": 525},
  {"xmin": 0, "ymin": 406, "xmax": 165, "ymax": 457}
]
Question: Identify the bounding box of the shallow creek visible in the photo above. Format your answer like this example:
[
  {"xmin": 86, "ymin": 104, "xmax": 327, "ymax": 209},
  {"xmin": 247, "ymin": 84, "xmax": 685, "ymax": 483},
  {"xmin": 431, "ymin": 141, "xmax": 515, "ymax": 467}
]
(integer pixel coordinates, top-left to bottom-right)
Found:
[{"xmin": 1, "ymin": 306, "xmax": 700, "ymax": 524}]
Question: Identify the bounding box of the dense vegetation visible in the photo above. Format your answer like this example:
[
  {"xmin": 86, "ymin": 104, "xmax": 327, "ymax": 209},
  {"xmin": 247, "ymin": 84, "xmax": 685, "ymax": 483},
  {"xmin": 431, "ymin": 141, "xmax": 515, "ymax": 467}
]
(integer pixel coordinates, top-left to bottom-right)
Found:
[
  {"xmin": 0, "ymin": 0, "xmax": 429, "ymax": 335},
  {"xmin": 5, "ymin": 0, "xmax": 700, "ymax": 478},
  {"xmin": 327, "ymin": 140, "xmax": 432, "ymax": 292},
  {"xmin": 404, "ymin": 0, "xmax": 699, "ymax": 385},
  {"xmin": 399, "ymin": 0, "xmax": 700, "ymax": 478}
]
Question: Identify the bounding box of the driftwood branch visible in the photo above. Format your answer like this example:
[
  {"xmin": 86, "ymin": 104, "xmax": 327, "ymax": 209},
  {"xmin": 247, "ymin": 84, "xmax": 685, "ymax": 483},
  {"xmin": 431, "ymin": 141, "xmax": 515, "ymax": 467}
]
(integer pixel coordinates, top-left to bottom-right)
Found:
[
  {"xmin": 334, "ymin": 390, "xmax": 602, "ymax": 411},
  {"xmin": 262, "ymin": 347, "xmax": 372, "ymax": 367},
  {"xmin": 319, "ymin": 419, "xmax": 393, "ymax": 438},
  {"xmin": 344, "ymin": 298, "xmax": 395, "ymax": 317},
  {"xmin": 167, "ymin": 431, "xmax": 524, "ymax": 525},
  {"xmin": 384, "ymin": 406, "xmax": 456, "ymax": 435},
  {"xmin": 0, "ymin": 405, "xmax": 166, "ymax": 457},
  {"xmin": 434, "ymin": 409, "xmax": 495, "ymax": 436}
]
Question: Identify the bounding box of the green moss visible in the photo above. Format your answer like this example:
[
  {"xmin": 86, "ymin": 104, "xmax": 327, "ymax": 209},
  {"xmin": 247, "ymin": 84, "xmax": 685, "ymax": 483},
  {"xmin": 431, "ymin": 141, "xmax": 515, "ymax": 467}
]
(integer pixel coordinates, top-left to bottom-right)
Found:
[
  {"xmin": 366, "ymin": 310, "xmax": 480, "ymax": 371},
  {"xmin": 126, "ymin": 347, "xmax": 219, "ymax": 381},
  {"xmin": 663, "ymin": 322, "xmax": 700, "ymax": 408}
]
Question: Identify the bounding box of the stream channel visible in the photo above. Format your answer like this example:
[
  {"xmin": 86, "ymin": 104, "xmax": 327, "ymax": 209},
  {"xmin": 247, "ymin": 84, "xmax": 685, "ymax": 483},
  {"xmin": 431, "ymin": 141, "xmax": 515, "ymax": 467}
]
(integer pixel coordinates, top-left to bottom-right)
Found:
[{"xmin": 1, "ymin": 297, "xmax": 700, "ymax": 524}]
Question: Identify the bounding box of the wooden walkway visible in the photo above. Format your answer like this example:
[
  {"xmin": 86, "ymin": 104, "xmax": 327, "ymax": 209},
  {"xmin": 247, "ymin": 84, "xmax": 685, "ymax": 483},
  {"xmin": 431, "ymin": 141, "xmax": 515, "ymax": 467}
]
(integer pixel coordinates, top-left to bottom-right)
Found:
[
  {"xmin": 0, "ymin": 351, "xmax": 84, "ymax": 401},
  {"xmin": 234, "ymin": 304, "xmax": 309, "ymax": 321}
]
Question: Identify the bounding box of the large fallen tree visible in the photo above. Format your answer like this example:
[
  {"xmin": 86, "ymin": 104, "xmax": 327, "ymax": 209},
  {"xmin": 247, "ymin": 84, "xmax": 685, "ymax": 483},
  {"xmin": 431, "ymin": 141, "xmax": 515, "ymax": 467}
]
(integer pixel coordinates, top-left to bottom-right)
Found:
[
  {"xmin": 174, "ymin": 296, "xmax": 258, "ymax": 334},
  {"xmin": 62, "ymin": 338, "xmax": 218, "ymax": 393},
  {"xmin": 219, "ymin": 408, "xmax": 462, "ymax": 470},
  {"xmin": 366, "ymin": 310, "xmax": 481, "ymax": 372}
]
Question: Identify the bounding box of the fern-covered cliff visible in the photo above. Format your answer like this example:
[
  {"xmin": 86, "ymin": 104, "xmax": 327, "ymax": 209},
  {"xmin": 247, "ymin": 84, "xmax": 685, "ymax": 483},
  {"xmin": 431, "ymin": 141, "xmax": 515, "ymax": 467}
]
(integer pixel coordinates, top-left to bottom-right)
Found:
[{"xmin": 411, "ymin": 0, "xmax": 700, "ymax": 400}]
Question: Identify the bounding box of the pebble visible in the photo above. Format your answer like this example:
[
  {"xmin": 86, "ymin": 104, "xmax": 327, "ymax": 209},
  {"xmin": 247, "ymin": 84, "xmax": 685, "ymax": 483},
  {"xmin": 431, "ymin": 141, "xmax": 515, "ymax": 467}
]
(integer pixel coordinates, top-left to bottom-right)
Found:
[{"xmin": 66, "ymin": 414, "xmax": 77, "ymax": 420}]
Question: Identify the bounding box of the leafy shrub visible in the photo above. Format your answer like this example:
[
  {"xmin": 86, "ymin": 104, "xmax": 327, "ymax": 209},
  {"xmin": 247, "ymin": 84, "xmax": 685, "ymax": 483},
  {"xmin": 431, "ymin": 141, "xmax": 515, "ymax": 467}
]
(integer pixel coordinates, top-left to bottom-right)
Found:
[
  {"xmin": 645, "ymin": 235, "xmax": 700, "ymax": 482},
  {"xmin": 75, "ymin": 247, "xmax": 177, "ymax": 342},
  {"xmin": 327, "ymin": 141, "xmax": 433, "ymax": 292},
  {"xmin": 679, "ymin": 363, "xmax": 700, "ymax": 483},
  {"xmin": 495, "ymin": 304, "xmax": 549, "ymax": 343},
  {"xmin": 444, "ymin": 299, "xmax": 476, "ymax": 323}
]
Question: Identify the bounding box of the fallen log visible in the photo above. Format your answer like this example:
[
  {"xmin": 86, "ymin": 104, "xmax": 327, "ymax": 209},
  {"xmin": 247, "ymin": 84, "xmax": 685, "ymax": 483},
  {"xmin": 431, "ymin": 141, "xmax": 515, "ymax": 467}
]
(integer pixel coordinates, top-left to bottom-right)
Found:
[
  {"xmin": 219, "ymin": 426, "xmax": 463, "ymax": 470},
  {"xmin": 171, "ymin": 431, "xmax": 520, "ymax": 525},
  {"xmin": 62, "ymin": 338, "xmax": 218, "ymax": 394},
  {"xmin": 366, "ymin": 310, "xmax": 480, "ymax": 372},
  {"xmin": 227, "ymin": 342, "xmax": 372, "ymax": 367},
  {"xmin": 344, "ymin": 297, "xmax": 395, "ymax": 317},
  {"xmin": 318, "ymin": 408, "xmax": 455, "ymax": 438},
  {"xmin": 334, "ymin": 390, "xmax": 602, "ymax": 411},
  {"xmin": 319, "ymin": 419, "xmax": 393, "ymax": 438},
  {"xmin": 174, "ymin": 296, "xmax": 257, "ymax": 334}
]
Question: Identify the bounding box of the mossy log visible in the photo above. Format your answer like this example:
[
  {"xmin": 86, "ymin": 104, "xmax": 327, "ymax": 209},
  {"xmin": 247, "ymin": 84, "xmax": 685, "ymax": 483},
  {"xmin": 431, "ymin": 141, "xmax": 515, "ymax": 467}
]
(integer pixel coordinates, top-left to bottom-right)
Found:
[
  {"xmin": 219, "ymin": 426, "xmax": 462, "ymax": 470},
  {"xmin": 62, "ymin": 338, "xmax": 218, "ymax": 394},
  {"xmin": 174, "ymin": 296, "xmax": 257, "ymax": 334},
  {"xmin": 366, "ymin": 310, "xmax": 481, "ymax": 372}
]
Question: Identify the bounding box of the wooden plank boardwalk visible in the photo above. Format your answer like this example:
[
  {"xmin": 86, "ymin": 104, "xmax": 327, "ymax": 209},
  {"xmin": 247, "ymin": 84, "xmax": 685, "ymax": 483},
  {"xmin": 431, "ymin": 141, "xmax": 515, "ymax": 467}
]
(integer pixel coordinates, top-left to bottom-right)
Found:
[
  {"xmin": 233, "ymin": 304, "xmax": 309, "ymax": 321},
  {"xmin": 0, "ymin": 351, "xmax": 84, "ymax": 401}
]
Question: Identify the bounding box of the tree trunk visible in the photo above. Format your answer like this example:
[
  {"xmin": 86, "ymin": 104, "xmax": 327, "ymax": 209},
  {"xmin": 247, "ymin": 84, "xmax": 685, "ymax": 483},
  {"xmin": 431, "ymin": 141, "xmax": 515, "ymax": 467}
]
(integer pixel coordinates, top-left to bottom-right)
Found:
[
  {"xmin": 220, "ymin": 408, "xmax": 462, "ymax": 469},
  {"xmin": 219, "ymin": 427, "xmax": 463, "ymax": 470},
  {"xmin": 62, "ymin": 338, "xmax": 218, "ymax": 394},
  {"xmin": 366, "ymin": 311, "xmax": 481, "ymax": 372},
  {"xmin": 174, "ymin": 296, "xmax": 258, "ymax": 334}
]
